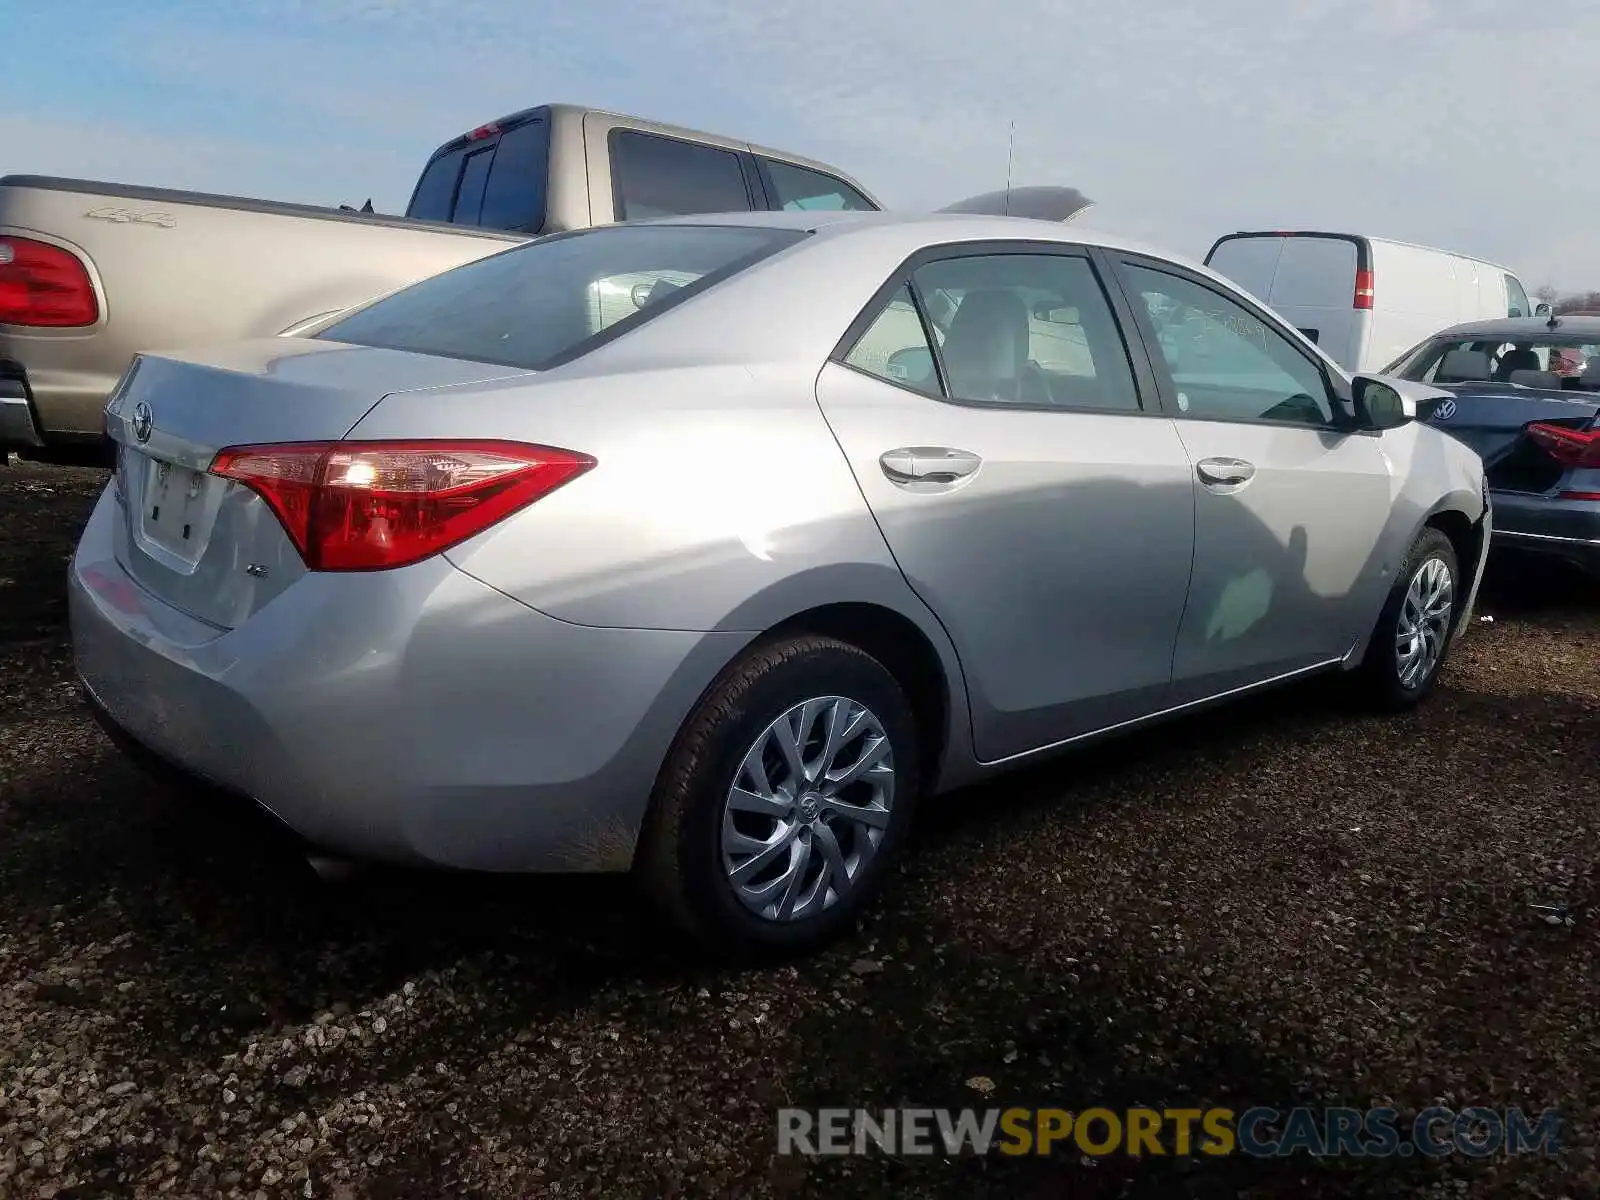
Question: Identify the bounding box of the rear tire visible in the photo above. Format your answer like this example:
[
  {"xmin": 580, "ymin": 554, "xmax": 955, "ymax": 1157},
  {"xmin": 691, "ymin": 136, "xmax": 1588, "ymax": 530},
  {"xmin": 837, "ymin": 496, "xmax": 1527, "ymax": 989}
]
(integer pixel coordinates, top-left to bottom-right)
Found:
[
  {"xmin": 636, "ymin": 634, "xmax": 920, "ymax": 961},
  {"xmin": 1355, "ymin": 526, "xmax": 1460, "ymax": 710}
]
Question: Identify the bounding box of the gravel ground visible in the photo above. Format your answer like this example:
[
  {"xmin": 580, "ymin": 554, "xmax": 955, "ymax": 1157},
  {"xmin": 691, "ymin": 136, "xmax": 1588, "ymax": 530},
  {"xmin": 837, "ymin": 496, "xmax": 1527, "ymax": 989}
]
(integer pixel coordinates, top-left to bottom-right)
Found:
[{"xmin": 2, "ymin": 459, "xmax": 1598, "ymax": 1200}]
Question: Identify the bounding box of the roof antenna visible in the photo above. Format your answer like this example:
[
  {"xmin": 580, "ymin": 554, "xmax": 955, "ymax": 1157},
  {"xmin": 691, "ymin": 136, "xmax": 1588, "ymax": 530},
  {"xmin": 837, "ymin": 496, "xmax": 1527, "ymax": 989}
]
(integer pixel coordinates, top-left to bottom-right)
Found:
[{"xmin": 1003, "ymin": 121, "xmax": 1016, "ymax": 216}]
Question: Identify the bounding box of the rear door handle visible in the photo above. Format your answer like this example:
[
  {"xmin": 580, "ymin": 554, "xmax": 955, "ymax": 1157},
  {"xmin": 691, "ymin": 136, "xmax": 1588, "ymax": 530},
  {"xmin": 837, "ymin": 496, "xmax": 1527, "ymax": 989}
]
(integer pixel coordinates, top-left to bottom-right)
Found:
[
  {"xmin": 880, "ymin": 447, "xmax": 983, "ymax": 484},
  {"xmin": 1196, "ymin": 457, "xmax": 1256, "ymax": 487}
]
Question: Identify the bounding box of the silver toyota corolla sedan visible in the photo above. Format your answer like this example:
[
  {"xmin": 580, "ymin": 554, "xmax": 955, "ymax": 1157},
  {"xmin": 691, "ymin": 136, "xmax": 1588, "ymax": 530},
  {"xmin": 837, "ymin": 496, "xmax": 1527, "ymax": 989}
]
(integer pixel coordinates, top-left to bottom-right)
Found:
[{"xmin": 70, "ymin": 210, "xmax": 1490, "ymax": 956}]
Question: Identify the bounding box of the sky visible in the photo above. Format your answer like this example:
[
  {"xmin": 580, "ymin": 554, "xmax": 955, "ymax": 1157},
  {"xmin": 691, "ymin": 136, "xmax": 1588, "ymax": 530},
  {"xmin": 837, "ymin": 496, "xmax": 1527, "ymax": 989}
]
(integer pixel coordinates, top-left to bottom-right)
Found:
[{"xmin": 2, "ymin": 0, "xmax": 1594, "ymax": 292}]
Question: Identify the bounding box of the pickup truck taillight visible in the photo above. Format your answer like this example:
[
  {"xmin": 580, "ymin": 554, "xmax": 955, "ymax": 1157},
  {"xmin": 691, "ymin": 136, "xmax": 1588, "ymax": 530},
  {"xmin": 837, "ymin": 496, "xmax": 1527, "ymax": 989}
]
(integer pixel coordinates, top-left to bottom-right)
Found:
[
  {"xmin": 209, "ymin": 440, "xmax": 596, "ymax": 570},
  {"xmin": 0, "ymin": 237, "xmax": 99, "ymax": 327}
]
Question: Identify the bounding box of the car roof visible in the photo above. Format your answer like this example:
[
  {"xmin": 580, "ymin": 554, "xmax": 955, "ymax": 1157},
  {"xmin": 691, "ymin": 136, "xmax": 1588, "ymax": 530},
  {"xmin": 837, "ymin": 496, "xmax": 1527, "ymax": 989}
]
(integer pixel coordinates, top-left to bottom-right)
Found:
[
  {"xmin": 1426, "ymin": 315, "xmax": 1600, "ymax": 340},
  {"xmin": 636, "ymin": 209, "xmax": 1211, "ymax": 274}
]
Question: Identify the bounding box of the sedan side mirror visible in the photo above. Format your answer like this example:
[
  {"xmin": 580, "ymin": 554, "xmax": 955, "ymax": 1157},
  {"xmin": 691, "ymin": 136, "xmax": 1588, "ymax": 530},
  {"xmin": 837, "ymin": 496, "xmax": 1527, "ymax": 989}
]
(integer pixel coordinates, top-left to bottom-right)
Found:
[
  {"xmin": 1535, "ymin": 302, "xmax": 1554, "ymax": 319},
  {"xmin": 1351, "ymin": 375, "xmax": 1416, "ymax": 431}
]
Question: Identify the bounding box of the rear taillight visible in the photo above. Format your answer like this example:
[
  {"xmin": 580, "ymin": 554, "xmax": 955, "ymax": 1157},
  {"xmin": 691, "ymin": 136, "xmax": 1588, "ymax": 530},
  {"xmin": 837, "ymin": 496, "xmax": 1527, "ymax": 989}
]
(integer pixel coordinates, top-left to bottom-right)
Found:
[
  {"xmin": 1526, "ymin": 422, "xmax": 1600, "ymax": 470},
  {"xmin": 0, "ymin": 237, "xmax": 98, "ymax": 327},
  {"xmin": 1353, "ymin": 268, "xmax": 1374, "ymax": 310},
  {"xmin": 209, "ymin": 440, "xmax": 595, "ymax": 571}
]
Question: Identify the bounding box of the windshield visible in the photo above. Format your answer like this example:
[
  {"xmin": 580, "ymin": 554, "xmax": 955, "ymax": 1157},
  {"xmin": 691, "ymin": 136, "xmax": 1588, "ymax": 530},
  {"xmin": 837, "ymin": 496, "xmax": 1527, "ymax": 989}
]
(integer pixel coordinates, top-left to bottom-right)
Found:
[
  {"xmin": 1389, "ymin": 334, "xmax": 1600, "ymax": 388},
  {"xmin": 317, "ymin": 223, "xmax": 806, "ymax": 370}
]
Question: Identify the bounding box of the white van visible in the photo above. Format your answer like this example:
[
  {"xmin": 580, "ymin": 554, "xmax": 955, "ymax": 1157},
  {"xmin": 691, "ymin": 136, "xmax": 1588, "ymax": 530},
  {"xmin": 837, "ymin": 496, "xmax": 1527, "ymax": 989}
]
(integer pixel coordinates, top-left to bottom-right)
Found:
[{"xmin": 1202, "ymin": 231, "xmax": 1535, "ymax": 374}]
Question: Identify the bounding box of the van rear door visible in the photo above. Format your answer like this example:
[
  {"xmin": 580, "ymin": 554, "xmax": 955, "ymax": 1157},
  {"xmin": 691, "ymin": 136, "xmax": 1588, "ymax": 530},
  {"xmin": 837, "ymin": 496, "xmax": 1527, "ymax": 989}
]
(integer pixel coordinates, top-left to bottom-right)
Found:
[
  {"xmin": 1261, "ymin": 235, "xmax": 1362, "ymax": 368},
  {"xmin": 1204, "ymin": 232, "xmax": 1365, "ymax": 370}
]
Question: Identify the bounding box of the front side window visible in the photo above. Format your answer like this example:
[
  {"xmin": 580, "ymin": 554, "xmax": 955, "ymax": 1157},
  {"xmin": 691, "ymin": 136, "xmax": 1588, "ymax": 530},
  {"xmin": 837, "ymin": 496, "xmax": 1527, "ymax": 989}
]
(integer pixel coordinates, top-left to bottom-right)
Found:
[
  {"xmin": 1123, "ymin": 264, "xmax": 1335, "ymax": 426},
  {"xmin": 318, "ymin": 223, "xmax": 804, "ymax": 370},
  {"xmin": 759, "ymin": 158, "xmax": 877, "ymax": 212},
  {"xmin": 610, "ymin": 130, "xmax": 752, "ymax": 221}
]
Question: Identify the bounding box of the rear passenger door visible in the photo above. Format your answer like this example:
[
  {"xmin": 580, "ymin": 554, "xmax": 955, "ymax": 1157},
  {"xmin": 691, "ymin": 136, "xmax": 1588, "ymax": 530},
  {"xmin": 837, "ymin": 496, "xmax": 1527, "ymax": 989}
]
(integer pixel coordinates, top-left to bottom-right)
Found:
[{"xmin": 815, "ymin": 244, "xmax": 1196, "ymax": 762}]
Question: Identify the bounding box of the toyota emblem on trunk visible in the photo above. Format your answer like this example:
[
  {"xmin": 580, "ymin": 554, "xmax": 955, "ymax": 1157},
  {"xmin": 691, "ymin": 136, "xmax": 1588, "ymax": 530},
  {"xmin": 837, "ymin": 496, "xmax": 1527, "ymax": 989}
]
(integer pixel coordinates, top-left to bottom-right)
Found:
[{"xmin": 131, "ymin": 401, "xmax": 154, "ymax": 443}]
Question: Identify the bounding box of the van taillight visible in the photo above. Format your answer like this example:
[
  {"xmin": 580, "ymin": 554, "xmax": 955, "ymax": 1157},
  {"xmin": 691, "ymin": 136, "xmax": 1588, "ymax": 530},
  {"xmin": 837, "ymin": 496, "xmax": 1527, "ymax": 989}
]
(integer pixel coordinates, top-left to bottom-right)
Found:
[
  {"xmin": 0, "ymin": 237, "xmax": 98, "ymax": 327},
  {"xmin": 1353, "ymin": 268, "xmax": 1375, "ymax": 311}
]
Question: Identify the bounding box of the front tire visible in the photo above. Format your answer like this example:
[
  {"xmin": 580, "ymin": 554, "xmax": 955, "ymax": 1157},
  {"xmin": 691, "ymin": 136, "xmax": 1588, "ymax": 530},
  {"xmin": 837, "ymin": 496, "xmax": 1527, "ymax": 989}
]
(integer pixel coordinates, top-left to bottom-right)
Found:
[
  {"xmin": 636, "ymin": 634, "xmax": 920, "ymax": 960},
  {"xmin": 1356, "ymin": 526, "xmax": 1460, "ymax": 710}
]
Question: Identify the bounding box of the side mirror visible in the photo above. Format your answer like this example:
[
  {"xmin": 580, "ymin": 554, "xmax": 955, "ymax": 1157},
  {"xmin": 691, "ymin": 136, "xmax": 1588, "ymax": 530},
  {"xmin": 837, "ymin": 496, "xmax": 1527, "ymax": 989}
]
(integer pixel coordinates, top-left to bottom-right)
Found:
[
  {"xmin": 1535, "ymin": 302, "xmax": 1554, "ymax": 319},
  {"xmin": 885, "ymin": 346, "xmax": 936, "ymax": 387},
  {"xmin": 1351, "ymin": 375, "xmax": 1416, "ymax": 431}
]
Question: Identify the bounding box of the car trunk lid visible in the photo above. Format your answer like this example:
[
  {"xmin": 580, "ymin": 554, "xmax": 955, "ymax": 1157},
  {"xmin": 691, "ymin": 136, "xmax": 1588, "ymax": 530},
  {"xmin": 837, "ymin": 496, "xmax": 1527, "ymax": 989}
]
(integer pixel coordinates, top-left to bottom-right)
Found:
[
  {"xmin": 105, "ymin": 339, "xmax": 531, "ymax": 629},
  {"xmin": 1423, "ymin": 384, "xmax": 1600, "ymax": 493}
]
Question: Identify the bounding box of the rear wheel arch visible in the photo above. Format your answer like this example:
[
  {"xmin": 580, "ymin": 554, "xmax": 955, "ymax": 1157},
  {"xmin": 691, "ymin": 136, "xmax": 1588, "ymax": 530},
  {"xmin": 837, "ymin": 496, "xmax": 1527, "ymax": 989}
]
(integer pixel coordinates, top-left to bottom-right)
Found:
[
  {"xmin": 631, "ymin": 601, "xmax": 956, "ymax": 871},
  {"xmin": 758, "ymin": 602, "xmax": 953, "ymax": 789}
]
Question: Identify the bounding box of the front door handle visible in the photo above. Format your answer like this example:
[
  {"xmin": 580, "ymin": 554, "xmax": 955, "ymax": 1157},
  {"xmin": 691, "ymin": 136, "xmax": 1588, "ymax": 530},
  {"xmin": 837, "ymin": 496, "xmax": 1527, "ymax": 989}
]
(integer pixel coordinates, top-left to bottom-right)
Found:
[
  {"xmin": 1196, "ymin": 456, "xmax": 1256, "ymax": 487},
  {"xmin": 880, "ymin": 446, "xmax": 983, "ymax": 484}
]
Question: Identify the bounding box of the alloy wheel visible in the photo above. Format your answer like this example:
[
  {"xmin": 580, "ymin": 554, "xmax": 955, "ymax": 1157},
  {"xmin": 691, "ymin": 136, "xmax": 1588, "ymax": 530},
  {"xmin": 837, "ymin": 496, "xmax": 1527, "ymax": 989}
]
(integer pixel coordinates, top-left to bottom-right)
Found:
[
  {"xmin": 1395, "ymin": 556, "xmax": 1454, "ymax": 689},
  {"xmin": 720, "ymin": 695, "xmax": 896, "ymax": 922}
]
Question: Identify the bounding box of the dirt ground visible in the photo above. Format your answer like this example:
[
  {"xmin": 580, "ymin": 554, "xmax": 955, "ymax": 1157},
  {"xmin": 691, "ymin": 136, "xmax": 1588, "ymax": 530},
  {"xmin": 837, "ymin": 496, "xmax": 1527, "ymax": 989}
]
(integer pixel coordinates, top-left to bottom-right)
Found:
[{"xmin": 2, "ymin": 460, "xmax": 1597, "ymax": 1199}]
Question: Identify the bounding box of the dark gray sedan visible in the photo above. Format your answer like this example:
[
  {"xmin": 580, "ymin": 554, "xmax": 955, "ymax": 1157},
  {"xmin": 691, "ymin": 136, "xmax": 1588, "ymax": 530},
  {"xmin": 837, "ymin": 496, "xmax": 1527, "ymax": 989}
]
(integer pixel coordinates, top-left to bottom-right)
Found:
[{"xmin": 1385, "ymin": 315, "xmax": 1600, "ymax": 575}]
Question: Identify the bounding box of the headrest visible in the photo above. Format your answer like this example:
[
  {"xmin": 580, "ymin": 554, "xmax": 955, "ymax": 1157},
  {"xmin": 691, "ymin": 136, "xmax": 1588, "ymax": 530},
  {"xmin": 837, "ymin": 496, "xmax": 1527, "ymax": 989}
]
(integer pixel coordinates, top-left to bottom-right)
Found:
[
  {"xmin": 1436, "ymin": 348, "xmax": 1491, "ymax": 382},
  {"xmin": 1497, "ymin": 348, "xmax": 1541, "ymax": 377}
]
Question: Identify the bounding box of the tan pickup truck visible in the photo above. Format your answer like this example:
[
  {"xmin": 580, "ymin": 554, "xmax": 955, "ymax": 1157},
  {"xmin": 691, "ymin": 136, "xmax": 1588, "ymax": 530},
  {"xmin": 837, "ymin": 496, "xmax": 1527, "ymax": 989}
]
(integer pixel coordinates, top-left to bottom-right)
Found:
[{"xmin": 0, "ymin": 103, "xmax": 880, "ymax": 461}]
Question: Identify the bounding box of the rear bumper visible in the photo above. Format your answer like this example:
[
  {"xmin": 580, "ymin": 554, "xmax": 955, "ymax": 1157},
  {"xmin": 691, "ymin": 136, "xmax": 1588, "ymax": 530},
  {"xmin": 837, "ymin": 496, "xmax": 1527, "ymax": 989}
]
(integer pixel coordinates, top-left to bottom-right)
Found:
[
  {"xmin": 1489, "ymin": 489, "xmax": 1600, "ymax": 572},
  {"xmin": 69, "ymin": 485, "xmax": 748, "ymax": 873},
  {"xmin": 0, "ymin": 369, "xmax": 45, "ymax": 449}
]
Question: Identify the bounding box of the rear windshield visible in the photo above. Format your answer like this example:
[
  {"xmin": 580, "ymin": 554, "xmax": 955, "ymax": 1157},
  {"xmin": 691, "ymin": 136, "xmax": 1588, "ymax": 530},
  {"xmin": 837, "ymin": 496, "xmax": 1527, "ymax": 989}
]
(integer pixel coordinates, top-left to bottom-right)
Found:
[
  {"xmin": 405, "ymin": 118, "xmax": 550, "ymax": 233},
  {"xmin": 1389, "ymin": 334, "xmax": 1600, "ymax": 385},
  {"xmin": 316, "ymin": 223, "xmax": 806, "ymax": 370}
]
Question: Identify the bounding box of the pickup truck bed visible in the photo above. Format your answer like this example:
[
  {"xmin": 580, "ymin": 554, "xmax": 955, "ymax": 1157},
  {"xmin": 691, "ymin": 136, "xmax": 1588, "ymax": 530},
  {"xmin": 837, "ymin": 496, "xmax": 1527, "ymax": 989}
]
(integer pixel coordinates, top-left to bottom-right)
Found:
[
  {"xmin": 0, "ymin": 175, "xmax": 521, "ymax": 454},
  {"xmin": 1, "ymin": 102, "xmax": 889, "ymax": 461}
]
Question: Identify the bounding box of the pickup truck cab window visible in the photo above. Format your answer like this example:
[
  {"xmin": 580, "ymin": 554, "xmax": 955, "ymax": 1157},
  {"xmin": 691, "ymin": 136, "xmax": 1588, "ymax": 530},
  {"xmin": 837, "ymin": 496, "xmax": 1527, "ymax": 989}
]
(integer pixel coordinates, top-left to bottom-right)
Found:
[
  {"xmin": 407, "ymin": 118, "xmax": 551, "ymax": 233},
  {"xmin": 452, "ymin": 147, "xmax": 494, "ymax": 225},
  {"xmin": 609, "ymin": 129, "xmax": 754, "ymax": 221},
  {"xmin": 476, "ymin": 119, "xmax": 549, "ymax": 233},
  {"xmin": 407, "ymin": 149, "xmax": 466, "ymax": 222}
]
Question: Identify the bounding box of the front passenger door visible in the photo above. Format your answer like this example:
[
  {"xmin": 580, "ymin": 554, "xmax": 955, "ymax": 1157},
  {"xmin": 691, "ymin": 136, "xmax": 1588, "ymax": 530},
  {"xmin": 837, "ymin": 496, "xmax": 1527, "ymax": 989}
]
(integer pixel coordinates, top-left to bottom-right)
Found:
[{"xmin": 1109, "ymin": 256, "xmax": 1396, "ymax": 702}]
